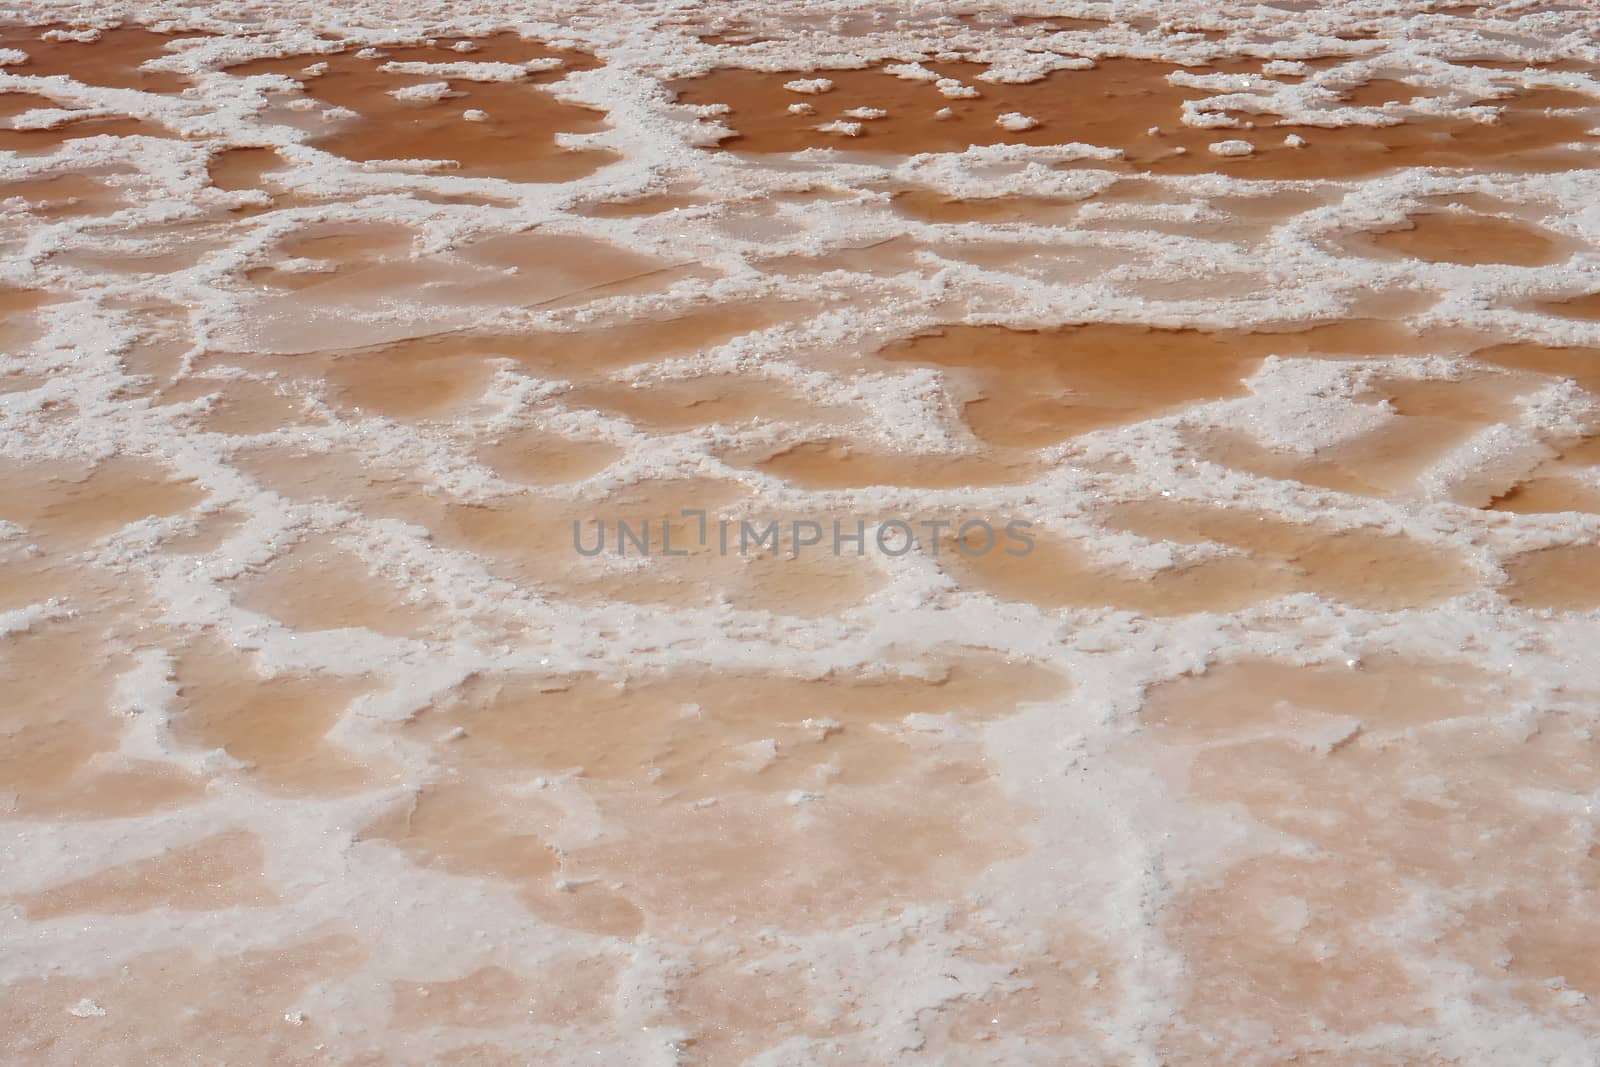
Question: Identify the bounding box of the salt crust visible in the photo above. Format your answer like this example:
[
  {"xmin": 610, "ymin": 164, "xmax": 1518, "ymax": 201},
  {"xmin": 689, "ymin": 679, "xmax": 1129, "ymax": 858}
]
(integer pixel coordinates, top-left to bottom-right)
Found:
[{"xmin": 0, "ymin": 2, "xmax": 1599, "ymax": 1063}]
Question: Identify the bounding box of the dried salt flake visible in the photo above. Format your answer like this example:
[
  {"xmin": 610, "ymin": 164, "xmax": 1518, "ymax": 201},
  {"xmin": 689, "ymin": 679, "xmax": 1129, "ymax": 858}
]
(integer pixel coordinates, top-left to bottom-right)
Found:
[
  {"xmin": 389, "ymin": 81, "xmax": 454, "ymax": 103},
  {"xmin": 996, "ymin": 112, "xmax": 1038, "ymax": 132},
  {"xmin": 884, "ymin": 62, "xmax": 939, "ymax": 81},
  {"xmin": 67, "ymin": 999, "xmax": 106, "ymax": 1018},
  {"xmin": 843, "ymin": 106, "xmax": 888, "ymax": 120},
  {"xmin": 787, "ymin": 102, "xmax": 816, "ymax": 116},
  {"xmin": 284, "ymin": 1011, "xmax": 307, "ymax": 1026},
  {"xmin": 816, "ymin": 120, "xmax": 863, "ymax": 137},
  {"xmin": 462, "ymin": 109, "xmax": 489, "ymax": 122},
  {"xmin": 1284, "ymin": 133, "xmax": 1308, "ymax": 148},
  {"xmin": 783, "ymin": 78, "xmax": 833, "ymax": 94},
  {"xmin": 935, "ymin": 78, "xmax": 981, "ymax": 99},
  {"xmin": 1208, "ymin": 139, "xmax": 1255, "ymax": 157},
  {"xmin": 934, "ymin": 107, "xmax": 955, "ymax": 120}
]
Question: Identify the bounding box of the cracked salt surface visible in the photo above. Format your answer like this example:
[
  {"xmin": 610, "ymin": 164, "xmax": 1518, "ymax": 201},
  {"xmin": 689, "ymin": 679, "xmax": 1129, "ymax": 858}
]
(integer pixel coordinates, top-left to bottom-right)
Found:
[{"xmin": 1, "ymin": 2, "xmax": 1600, "ymax": 1063}]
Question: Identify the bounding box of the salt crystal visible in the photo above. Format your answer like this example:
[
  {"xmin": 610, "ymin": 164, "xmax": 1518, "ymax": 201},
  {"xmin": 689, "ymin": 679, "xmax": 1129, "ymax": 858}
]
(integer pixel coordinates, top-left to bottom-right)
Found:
[
  {"xmin": 1208, "ymin": 139, "xmax": 1255, "ymax": 157},
  {"xmin": 996, "ymin": 112, "xmax": 1039, "ymax": 132},
  {"xmin": 816, "ymin": 120, "xmax": 863, "ymax": 137},
  {"xmin": 783, "ymin": 78, "xmax": 833, "ymax": 95}
]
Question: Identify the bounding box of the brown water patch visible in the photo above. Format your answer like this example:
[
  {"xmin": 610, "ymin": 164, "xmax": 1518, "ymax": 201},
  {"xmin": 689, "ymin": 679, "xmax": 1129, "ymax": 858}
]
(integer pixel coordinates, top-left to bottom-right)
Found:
[
  {"xmin": 279, "ymin": 299, "xmax": 806, "ymax": 393},
  {"xmin": 49, "ymin": 224, "xmax": 229, "ymax": 276},
  {"xmin": 1197, "ymin": 369, "xmax": 1526, "ymax": 498},
  {"xmin": 225, "ymin": 38, "xmax": 615, "ymax": 183},
  {"xmin": 0, "ymin": 934, "xmax": 364, "ymax": 1063},
  {"xmin": 235, "ymin": 231, "xmax": 686, "ymax": 353},
  {"xmin": 360, "ymin": 781, "xmax": 642, "ymax": 938},
  {"xmin": 1488, "ymin": 435, "xmax": 1600, "ymax": 514},
  {"xmin": 171, "ymin": 643, "xmax": 376, "ymax": 793},
  {"xmin": 476, "ymin": 428, "xmax": 621, "ymax": 485},
  {"xmin": 1471, "ymin": 340, "xmax": 1600, "ymax": 397},
  {"xmin": 160, "ymin": 374, "xmax": 317, "ymax": 435},
  {"xmin": 1490, "ymin": 477, "xmax": 1600, "ymax": 515},
  {"xmin": 1142, "ymin": 655, "xmax": 1499, "ymax": 741},
  {"xmin": 420, "ymin": 654, "xmax": 1062, "ymax": 794},
  {"xmin": 1, "ymin": 620, "xmax": 126, "ymax": 802},
  {"xmin": 392, "ymin": 957, "xmax": 617, "ymax": 1030},
  {"xmin": 227, "ymin": 532, "xmax": 438, "ymax": 638},
  {"xmin": 361, "ymin": 781, "xmax": 559, "ymax": 885},
  {"xmin": 1109, "ymin": 498, "xmax": 1476, "ymax": 610},
  {"xmin": 946, "ymin": 527, "xmax": 1295, "ymax": 616},
  {"xmin": 0, "ymin": 171, "xmax": 121, "ymax": 217},
  {"xmin": 0, "ymin": 23, "xmax": 205, "ymax": 93},
  {"xmin": 1534, "ymin": 290, "xmax": 1600, "ymax": 321},
  {"xmin": 878, "ymin": 319, "xmax": 1449, "ymax": 449},
  {"xmin": 0, "ymin": 456, "xmax": 204, "ymax": 544},
  {"xmin": 928, "ymin": 921, "xmax": 1124, "ymax": 1053},
  {"xmin": 674, "ymin": 60, "xmax": 1596, "ymax": 178},
  {"xmin": 1128, "ymin": 658, "xmax": 1600, "ymax": 1046},
  {"xmin": 1338, "ymin": 77, "xmax": 1442, "ymax": 108},
  {"xmin": 743, "ymin": 439, "xmax": 1031, "ymax": 489},
  {"xmin": 579, "ymin": 192, "xmax": 703, "ymax": 218},
  {"xmin": 426, "ymin": 475, "xmax": 736, "ymax": 582},
  {"xmin": 1192, "ymin": 403, "xmax": 1503, "ymax": 499},
  {"xmin": 568, "ymin": 373, "xmax": 840, "ymax": 432},
  {"xmin": 18, "ymin": 831, "xmax": 277, "ymax": 919},
  {"xmin": 0, "ymin": 101, "xmax": 177, "ymax": 150},
  {"xmin": 892, "ymin": 188, "xmax": 1080, "ymax": 225},
  {"xmin": 572, "ymin": 766, "xmax": 1026, "ymax": 931},
  {"xmin": 0, "ymin": 286, "xmax": 55, "ymax": 349},
  {"xmin": 207, "ymin": 146, "xmax": 284, "ymax": 192},
  {"xmin": 761, "ymin": 235, "xmax": 928, "ymax": 279},
  {"xmin": 1363, "ymin": 211, "xmax": 1567, "ymax": 266},
  {"xmin": 1503, "ymin": 543, "xmax": 1600, "ymax": 611}
]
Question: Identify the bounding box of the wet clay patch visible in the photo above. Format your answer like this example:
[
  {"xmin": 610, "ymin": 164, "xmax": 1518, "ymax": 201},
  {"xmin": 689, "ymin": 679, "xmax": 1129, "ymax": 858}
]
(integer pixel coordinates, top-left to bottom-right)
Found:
[
  {"xmin": 224, "ymin": 36, "xmax": 615, "ymax": 183},
  {"xmin": 1362, "ymin": 211, "xmax": 1568, "ymax": 266},
  {"xmin": 674, "ymin": 62, "xmax": 1597, "ymax": 177},
  {"xmin": 876, "ymin": 319, "xmax": 1450, "ymax": 449}
]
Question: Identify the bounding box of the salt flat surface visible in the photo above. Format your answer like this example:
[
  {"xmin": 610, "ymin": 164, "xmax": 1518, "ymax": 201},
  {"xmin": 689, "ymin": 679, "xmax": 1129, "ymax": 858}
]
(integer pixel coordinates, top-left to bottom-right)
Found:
[{"xmin": 1, "ymin": 1, "xmax": 1600, "ymax": 1063}]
